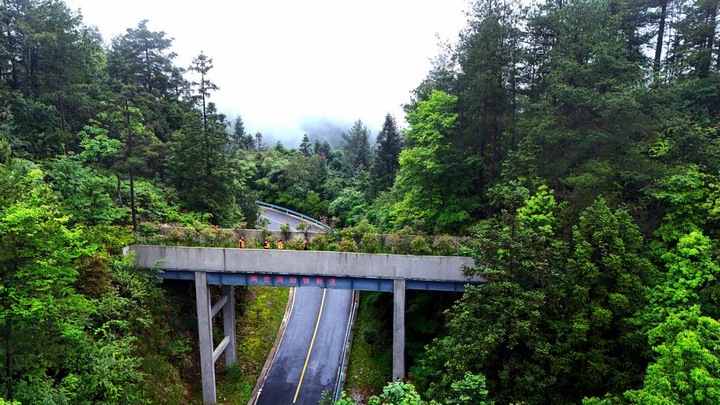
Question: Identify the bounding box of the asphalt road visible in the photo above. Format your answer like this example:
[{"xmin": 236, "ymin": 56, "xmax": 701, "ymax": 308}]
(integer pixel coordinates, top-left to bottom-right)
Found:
[
  {"xmin": 255, "ymin": 288, "xmax": 353, "ymax": 405},
  {"xmin": 260, "ymin": 207, "xmax": 327, "ymax": 233}
]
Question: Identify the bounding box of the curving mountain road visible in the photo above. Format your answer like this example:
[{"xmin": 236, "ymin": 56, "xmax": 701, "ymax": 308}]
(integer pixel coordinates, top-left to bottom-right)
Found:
[
  {"xmin": 253, "ymin": 206, "xmax": 352, "ymax": 404},
  {"xmin": 259, "ymin": 207, "xmax": 327, "ymax": 233},
  {"xmin": 255, "ymin": 288, "xmax": 353, "ymax": 404}
]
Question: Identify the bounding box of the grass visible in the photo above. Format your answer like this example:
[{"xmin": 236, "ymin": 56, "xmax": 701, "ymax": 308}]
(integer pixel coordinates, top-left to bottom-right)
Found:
[{"xmin": 342, "ymin": 291, "xmax": 393, "ymax": 402}]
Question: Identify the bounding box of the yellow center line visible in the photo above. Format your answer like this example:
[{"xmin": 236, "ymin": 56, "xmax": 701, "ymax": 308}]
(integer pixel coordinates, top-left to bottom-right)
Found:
[{"xmin": 293, "ymin": 288, "xmax": 327, "ymax": 403}]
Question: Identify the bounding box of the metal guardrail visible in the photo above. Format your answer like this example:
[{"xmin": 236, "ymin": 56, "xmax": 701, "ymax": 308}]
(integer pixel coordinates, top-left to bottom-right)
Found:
[
  {"xmin": 256, "ymin": 201, "xmax": 332, "ymax": 231},
  {"xmin": 334, "ymin": 292, "xmax": 359, "ymax": 402}
]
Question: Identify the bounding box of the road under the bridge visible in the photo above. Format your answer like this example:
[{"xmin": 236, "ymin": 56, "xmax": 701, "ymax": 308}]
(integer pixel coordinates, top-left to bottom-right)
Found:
[{"xmin": 254, "ymin": 288, "xmax": 353, "ymax": 405}]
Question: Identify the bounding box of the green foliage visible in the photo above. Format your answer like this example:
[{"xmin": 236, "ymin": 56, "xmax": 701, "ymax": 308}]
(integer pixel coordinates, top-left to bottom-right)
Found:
[
  {"xmin": 367, "ymin": 381, "xmax": 426, "ymax": 405},
  {"xmin": 338, "ymin": 237, "xmax": 359, "ymax": 252},
  {"xmin": 650, "ymin": 166, "xmax": 712, "ymax": 242},
  {"xmin": 330, "ymin": 187, "xmax": 370, "ymax": 227},
  {"xmin": 0, "ymin": 161, "xmax": 172, "ymax": 403},
  {"xmin": 371, "ymin": 113, "xmax": 404, "ymax": 196},
  {"xmin": 410, "ymin": 236, "xmax": 432, "ymax": 255},
  {"xmin": 387, "ymin": 233, "xmax": 410, "ymax": 254},
  {"xmin": 562, "ymin": 198, "xmax": 654, "ymax": 396},
  {"xmin": 334, "ymin": 381, "xmax": 431, "ymax": 405},
  {"xmin": 360, "ymin": 233, "xmax": 381, "ymax": 253},
  {"xmin": 431, "ymin": 235, "xmax": 456, "ymax": 256},
  {"xmin": 279, "ymin": 222, "xmax": 292, "ymax": 240},
  {"xmin": 330, "ymin": 390, "xmax": 357, "ymax": 405},
  {"xmin": 342, "ymin": 120, "xmax": 372, "ymax": 172},
  {"xmin": 657, "ymin": 231, "xmax": 719, "ymax": 310},
  {"xmin": 625, "ymin": 306, "xmax": 720, "ymax": 404},
  {"xmin": 0, "ymin": 104, "xmax": 12, "ymax": 164},
  {"xmin": 43, "ymin": 156, "xmax": 126, "ymax": 225},
  {"xmin": 0, "ymin": 161, "xmax": 86, "ymax": 398},
  {"xmin": 392, "ymin": 90, "xmax": 478, "ymax": 233},
  {"xmin": 447, "ymin": 372, "xmax": 491, "ymax": 405},
  {"xmin": 416, "ymin": 186, "xmax": 567, "ymax": 404},
  {"xmin": 345, "ymin": 292, "xmax": 393, "ymax": 396}
]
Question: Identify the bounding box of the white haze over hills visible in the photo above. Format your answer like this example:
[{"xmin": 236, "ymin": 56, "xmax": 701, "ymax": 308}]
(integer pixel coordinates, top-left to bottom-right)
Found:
[{"xmin": 63, "ymin": 0, "xmax": 470, "ymax": 147}]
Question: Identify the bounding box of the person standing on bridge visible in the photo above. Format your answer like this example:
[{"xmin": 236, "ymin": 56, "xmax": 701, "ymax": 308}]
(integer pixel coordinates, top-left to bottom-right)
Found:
[
  {"xmin": 263, "ymin": 240, "xmax": 270, "ymax": 249},
  {"xmin": 238, "ymin": 236, "xmax": 245, "ymax": 248},
  {"xmin": 302, "ymin": 238, "xmax": 309, "ymax": 250},
  {"xmin": 278, "ymin": 239, "xmax": 284, "ymax": 250}
]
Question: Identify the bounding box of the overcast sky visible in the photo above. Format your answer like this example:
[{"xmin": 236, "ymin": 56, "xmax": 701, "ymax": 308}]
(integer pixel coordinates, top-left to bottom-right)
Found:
[{"xmin": 63, "ymin": 0, "xmax": 469, "ymax": 146}]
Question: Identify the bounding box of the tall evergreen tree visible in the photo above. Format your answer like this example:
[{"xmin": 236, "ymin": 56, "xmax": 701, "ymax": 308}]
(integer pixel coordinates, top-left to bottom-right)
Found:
[
  {"xmin": 228, "ymin": 115, "xmax": 254, "ymax": 152},
  {"xmin": 561, "ymin": 198, "xmax": 654, "ymax": 398},
  {"xmin": 521, "ymin": 0, "xmax": 651, "ymax": 211},
  {"xmin": 668, "ymin": 0, "xmax": 719, "ymax": 78},
  {"xmin": 106, "ymin": 19, "xmax": 186, "ymax": 179},
  {"xmin": 1, "ymin": 0, "xmax": 107, "ymax": 159},
  {"xmin": 107, "ymin": 20, "xmax": 177, "ymax": 94},
  {"xmin": 455, "ymin": 0, "xmax": 524, "ymax": 191},
  {"xmin": 314, "ymin": 139, "xmax": 331, "ymax": 160},
  {"xmin": 370, "ymin": 113, "xmax": 403, "ymax": 195},
  {"xmin": 299, "ymin": 133, "xmax": 312, "ymax": 156},
  {"xmin": 341, "ymin": 119, "xmax": 371, "ymax": 171},
  {"xmin": 166, "ymin": 53, "xmax": 240, "ymax": 225}
]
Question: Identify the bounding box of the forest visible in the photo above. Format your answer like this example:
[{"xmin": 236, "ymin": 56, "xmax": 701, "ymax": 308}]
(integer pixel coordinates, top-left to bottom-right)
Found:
[{"xmin": 2, "ymin": 0, "xmax": 720, "ymax": 403}]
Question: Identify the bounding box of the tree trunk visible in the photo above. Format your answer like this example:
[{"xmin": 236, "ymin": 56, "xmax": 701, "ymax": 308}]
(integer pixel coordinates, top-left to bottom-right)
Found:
[
  {"xmin": 130, "ymin": 169, "xmax": 137, "ymax": 232},
  {"xmin": 654, "ymin": 0, "xmax": 668, "ymax": 73},
  {"xmin": 4, "ymin": 316, "xmax": 11, "ymax": 402},
  {"xmin": 699, "ymin": 0, "xmax": 718, "ymax": 78},
  {"xmin": 116, "ymin": 173, "xmax": 123, "ymax": 206},
  {"xmin": 2, "ymin": 264, "xmax": 13, "ymax": 402}
]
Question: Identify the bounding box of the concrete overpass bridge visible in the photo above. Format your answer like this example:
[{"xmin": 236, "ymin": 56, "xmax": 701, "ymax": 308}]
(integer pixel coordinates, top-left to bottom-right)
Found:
[{"xmin": 125, "ymin": 245, "xmax": 483, "ymax": 404}]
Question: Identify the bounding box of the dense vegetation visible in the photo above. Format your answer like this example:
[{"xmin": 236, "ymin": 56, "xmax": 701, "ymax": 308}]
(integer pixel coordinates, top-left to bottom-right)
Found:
[{"xmin": 2, "ymin": 0, "xmax": 720, "ymax": 403}]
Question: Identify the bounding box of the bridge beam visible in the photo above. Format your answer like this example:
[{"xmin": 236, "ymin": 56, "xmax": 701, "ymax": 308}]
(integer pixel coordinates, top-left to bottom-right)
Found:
[
  {"xmin": 393, "ymin": 279, "xmax": 405, "ymax": 380},
  {"xmin": 195, "ymin": 272, "xmax": 216, "ymax": 404},
  {"xmin": 222, "ymin": 285, "xmax": 237, "ymax": 366}
]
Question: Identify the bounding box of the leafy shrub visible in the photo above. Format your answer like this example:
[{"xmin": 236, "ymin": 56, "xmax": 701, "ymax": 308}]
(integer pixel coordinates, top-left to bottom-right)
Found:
[
  {"xmin": 280, "ymin": 222, "xmax": 292, "ymax": 240},
  {"xmin": 310, "ymin": 232, "xmax": 338, "ymax": 251},
  {"xmin": 432, "ymin": 235, "xmax": 457, "ymax": 256},
  {"xmin": 388, "ymin": 233, "xmax": 409, "ymax": 254},
  {"xmin": 410, "ymin": 236, "xmax": 432, "ymax": 255},
  {"xmin": 368, "ymin": 381, "xmax": 426, "ymax": 405},
  {"xmin": 338, "ymin": 238, "xmax": 359, "ymax": 252},
  {"xmin": 360, "ymin": 233, "xmax": 381, "ymax": 253}
]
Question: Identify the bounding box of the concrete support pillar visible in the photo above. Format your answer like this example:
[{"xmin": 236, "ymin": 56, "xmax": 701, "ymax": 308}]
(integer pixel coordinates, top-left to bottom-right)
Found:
[
  {"xmin": 222, "ymin": 285, "xmax": 236, "ymax": 366},
  {"xmin": 393, "ymin": 279, "xmax": 406, "ymax": 380},
  {"xmin": 195, "ymin": 272, "xmax": 216, "ymax": 404}
]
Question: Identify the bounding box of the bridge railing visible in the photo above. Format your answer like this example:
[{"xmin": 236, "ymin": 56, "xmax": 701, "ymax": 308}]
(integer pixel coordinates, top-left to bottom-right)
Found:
[{"xmin": 256, "ymin": 201, "xmax": 331, "ymax": 231}]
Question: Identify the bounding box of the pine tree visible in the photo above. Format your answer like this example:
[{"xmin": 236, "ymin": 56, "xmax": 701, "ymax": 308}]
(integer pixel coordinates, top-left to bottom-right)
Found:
[
  {"xmin": 299, "ymin": 133, "xmax": 312, "ymax": 156},
  {"xmin": 229, "ymin": 115, "xmax": 254, "ymax": 152},
  {"xmin": 107, "ymin": 20, "xmax": 177, "ymax": 94},
  {"xmin": 455, "ymin": 0, "xmax": 524, "ymax": 189},
  {"xmin": 668, "ymin": 0, "xmax": 719, "ymax": 78},
  {"xmin": 166, "ymin": 53, "xmax": 240, "ymax": 225},
  {"xmin": 341, "ymin": 119, "xmax": 371, "ymax": 171},
  {"xmin": 370, "ymin": 113, "xmax": 403, "ymax": 195}
]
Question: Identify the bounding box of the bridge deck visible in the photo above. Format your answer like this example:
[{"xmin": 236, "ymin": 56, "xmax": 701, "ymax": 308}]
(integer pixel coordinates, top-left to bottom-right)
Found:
[{"xmin": 125, "ymin": 245, "xmax": 484, "ymax": 291}]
